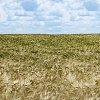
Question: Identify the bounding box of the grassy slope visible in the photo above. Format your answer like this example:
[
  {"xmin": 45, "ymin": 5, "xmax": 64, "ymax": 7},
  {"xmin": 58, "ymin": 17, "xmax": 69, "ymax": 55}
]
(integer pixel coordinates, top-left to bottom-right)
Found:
[{"xmin": 0, "ymin": 34, "xmax": 100, "ymax": 100}]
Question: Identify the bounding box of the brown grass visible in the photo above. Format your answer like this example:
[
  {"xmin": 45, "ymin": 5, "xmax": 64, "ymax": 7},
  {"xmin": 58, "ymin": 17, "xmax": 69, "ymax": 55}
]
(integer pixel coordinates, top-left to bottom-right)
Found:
[{"xmin": 0, "ymin": 34, "xmax": 100, "ymax": 100}]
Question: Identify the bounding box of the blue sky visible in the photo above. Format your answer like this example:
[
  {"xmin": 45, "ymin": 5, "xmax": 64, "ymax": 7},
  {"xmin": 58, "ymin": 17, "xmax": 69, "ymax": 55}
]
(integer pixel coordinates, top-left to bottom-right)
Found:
[{"xmin": 0, "ymin": 0, "xmax": 100, "ymax": 34}]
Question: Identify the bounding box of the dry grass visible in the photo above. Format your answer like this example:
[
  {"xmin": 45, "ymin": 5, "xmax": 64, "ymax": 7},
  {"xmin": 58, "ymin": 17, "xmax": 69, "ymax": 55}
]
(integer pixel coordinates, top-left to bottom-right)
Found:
[{"xmin": 0, "ymin": 34, "xmax": 100, "ymax": 100}]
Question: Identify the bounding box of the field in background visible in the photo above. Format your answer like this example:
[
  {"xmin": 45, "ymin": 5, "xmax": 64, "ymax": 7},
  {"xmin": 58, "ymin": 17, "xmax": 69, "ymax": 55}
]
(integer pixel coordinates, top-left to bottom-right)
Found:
[{"xmin": 0, "ymin": 34, "xmax": 100, "ymax": 100}]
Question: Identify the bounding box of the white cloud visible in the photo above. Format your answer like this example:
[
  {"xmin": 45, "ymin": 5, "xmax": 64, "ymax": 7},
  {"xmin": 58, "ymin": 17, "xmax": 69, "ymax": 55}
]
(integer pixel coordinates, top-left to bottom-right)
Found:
[
  {"xmin": 0, "ymin": 7, "xmax": 7, "ymax": 22},
  {"xmin": 0, "ymin": 0, "xmax": 100, "ymax": 33}
]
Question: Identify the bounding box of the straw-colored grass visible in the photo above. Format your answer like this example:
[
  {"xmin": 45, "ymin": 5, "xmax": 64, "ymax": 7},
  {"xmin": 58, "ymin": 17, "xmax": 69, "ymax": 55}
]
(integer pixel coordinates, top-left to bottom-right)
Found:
[{"xmin": 0, "ymin": 34, "xmax": 100, "ymax": 100}]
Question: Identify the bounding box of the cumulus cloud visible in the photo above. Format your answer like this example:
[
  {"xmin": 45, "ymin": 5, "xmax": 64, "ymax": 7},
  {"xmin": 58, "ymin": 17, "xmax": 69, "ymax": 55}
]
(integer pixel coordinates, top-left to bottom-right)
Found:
[
  {"xmin": 0, "ymin": 0, "xmax": 100, "ymax": 33},
  {"xmin": 0, "ymin": 8, "xmax": 7, "ymax": 22}
]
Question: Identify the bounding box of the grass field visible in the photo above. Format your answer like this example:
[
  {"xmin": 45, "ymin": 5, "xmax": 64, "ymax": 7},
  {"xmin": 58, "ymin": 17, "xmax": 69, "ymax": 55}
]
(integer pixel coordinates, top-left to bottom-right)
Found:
[{"xmin": 0, "ymin": 34, "xmax": 100, "ymax": 100}]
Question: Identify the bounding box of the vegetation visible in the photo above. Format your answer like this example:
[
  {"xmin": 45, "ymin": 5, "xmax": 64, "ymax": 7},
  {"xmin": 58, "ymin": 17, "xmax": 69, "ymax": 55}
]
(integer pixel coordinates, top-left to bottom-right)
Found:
[{"xmin": 0, "ymin": 34, "xmax": 100, "ymax": 100}]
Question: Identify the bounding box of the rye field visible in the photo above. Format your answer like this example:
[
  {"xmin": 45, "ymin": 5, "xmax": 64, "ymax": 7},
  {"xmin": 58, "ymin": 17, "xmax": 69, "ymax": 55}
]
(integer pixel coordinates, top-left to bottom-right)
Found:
[{"xmin": 0, "ymin": 34, "xmax": 100, "ymax": 100}]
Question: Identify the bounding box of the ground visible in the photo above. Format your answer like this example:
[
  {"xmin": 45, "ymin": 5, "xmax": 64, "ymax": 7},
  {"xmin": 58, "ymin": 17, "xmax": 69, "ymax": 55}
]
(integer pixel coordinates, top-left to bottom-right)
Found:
[{"xmin": 0, "ymin": 34, "xmax": 100, "ymax": 100}]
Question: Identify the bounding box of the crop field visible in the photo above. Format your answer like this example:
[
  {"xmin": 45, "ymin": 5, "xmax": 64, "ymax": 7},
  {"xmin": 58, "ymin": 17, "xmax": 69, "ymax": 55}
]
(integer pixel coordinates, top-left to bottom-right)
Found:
[{"xmin": 0, "ymin": 34, "xmax": 100, "ymax": 100}]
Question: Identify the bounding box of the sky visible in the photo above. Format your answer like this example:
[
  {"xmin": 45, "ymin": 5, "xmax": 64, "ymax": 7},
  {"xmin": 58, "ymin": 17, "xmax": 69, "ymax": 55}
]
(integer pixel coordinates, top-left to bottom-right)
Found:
[{"xmin": 0, "ymin": 0, "xmax": 100, "ymax": 34}]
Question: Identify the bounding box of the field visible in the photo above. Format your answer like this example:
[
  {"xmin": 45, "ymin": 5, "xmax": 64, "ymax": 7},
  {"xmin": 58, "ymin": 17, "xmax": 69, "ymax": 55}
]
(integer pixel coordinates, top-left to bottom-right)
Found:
[{"xmin": 0, "ymin": 34, "xmax": 100, "ymax": 100}]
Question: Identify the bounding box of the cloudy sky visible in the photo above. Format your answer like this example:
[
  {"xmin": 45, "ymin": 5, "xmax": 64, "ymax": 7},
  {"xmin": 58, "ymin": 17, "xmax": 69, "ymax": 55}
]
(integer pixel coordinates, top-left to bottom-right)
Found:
[{"xmin": 0, "ymin": 0, "xmax": 100, "ymax": 33}]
